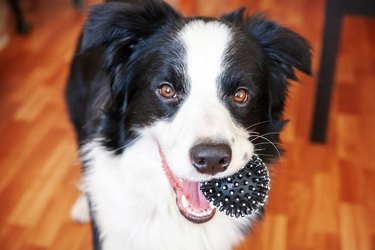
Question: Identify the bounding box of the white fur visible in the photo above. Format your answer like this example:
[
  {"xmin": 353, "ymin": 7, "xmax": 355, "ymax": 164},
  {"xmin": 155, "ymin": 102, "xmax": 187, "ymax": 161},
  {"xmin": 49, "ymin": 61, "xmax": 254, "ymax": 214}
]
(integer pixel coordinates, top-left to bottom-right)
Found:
[
  {"xmin": 71, "ymin": 193, "xmax": 91, "ymax": 223},
  {"xmin": 79, "ymin": 21, "xmax": 259, "ymax": 250}
]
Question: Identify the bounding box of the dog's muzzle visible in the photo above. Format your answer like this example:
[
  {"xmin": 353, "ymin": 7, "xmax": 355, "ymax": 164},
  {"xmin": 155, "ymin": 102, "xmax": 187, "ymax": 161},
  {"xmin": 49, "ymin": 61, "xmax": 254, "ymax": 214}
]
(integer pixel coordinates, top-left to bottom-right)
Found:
[{"xmin": 159, "ymin": 146, "xmax": 216, "ymax": 224}]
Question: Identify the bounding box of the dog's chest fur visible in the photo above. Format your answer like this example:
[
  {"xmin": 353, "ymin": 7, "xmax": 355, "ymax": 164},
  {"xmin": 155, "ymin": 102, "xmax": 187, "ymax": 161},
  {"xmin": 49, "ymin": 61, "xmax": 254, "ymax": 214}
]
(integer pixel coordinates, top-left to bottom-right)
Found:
[{"xmin": 82, "ymin": 135, "xmax": 255, "ymax": 250}]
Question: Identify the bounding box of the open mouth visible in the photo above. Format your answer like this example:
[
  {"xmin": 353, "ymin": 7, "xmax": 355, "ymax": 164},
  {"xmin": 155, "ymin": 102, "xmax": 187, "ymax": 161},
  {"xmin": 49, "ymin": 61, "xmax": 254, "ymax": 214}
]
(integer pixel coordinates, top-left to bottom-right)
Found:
[{"xmin": 159, "ymin": 147, "xmax": 216, "ymax": 224}]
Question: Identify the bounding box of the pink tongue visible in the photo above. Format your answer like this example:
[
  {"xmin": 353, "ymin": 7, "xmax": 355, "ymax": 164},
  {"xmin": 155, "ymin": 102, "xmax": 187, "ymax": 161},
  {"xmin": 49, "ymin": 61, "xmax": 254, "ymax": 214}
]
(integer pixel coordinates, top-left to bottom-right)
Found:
[{"xmin": 182, "ymin": 180, "xmax": 210, "ymax": 210}]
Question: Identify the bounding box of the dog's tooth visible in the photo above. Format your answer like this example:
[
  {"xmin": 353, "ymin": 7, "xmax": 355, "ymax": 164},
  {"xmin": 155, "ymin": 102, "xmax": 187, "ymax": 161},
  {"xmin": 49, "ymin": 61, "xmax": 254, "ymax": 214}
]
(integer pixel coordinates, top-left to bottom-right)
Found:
[
  {"xmin": 190, "ymin": 208, "xmax": 198, "ymax": 216},
  {"xmin": 181, "ymin": 195, "xmax": 189, "ymax": 208},
  {"xmin": 186, "ymin": 206, "xmax": 194, "ymax": 215},
  {"xmin": 203, "ymin": 209, "xmax": 210, "ymax": 216},
  {"xmin": 200, "ymin": 211, "xmax": 206, "ymax": 217},
  {"xmin": 193, "ymin": 208, "xmax": 204, "ymax": 217},
  {"xmin": 198, "ymin": 210, "xmax": 205, "ymax": 217}
]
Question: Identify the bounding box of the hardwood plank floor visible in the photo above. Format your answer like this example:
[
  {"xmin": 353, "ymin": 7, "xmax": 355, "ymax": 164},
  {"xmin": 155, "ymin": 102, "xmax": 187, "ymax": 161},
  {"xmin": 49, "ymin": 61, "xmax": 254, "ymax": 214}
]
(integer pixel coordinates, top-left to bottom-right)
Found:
[{"xmin": 0, "ymin": 0, "xmax": 374, "ymax": 249}]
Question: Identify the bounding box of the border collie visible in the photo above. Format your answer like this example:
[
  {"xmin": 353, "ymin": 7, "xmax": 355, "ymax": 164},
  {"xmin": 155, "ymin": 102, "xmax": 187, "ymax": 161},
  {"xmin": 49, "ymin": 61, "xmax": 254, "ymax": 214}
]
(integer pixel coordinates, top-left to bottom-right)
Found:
[{"xmin": 66, "ymin": 0, "xmax": 311, "ymax": 249}]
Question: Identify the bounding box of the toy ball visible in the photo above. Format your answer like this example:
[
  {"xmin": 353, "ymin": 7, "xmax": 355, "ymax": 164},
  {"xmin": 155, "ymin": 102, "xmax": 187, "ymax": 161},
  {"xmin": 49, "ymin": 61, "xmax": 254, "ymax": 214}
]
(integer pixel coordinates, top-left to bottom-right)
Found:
[{"xmin": 200, "ymin": 154, "xmax": 270, "ymax": 218}]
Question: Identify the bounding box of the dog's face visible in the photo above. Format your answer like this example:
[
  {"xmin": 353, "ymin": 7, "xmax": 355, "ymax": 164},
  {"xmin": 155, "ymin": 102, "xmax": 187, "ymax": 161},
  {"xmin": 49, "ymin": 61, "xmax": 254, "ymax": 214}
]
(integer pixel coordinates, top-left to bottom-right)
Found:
[{"xmin": 82, "ymin": 1, "xmax": 310, "ymax": 223}]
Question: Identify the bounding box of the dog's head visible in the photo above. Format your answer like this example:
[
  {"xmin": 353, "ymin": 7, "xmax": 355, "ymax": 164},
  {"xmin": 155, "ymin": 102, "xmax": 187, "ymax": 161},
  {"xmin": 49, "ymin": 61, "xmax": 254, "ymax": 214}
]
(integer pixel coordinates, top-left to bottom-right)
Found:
[{"xmin": 82, "ymin": 0, "xmax": 311, "ymax": 223}]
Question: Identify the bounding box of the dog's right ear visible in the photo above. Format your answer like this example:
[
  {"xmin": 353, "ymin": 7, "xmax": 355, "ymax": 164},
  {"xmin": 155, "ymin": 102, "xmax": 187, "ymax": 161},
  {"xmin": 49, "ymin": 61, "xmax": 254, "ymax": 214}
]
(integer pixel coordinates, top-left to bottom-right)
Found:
[
  {"xmin": 221, "ymin": 7, "xmax": 246, "ymax": 22},
  {"xmin": 80, "ymin": 1, "xmax": 181, "ymax": 67},
  {"xmin": 80, "ymin": 1, "xmax": 181, "ymax": 116}
]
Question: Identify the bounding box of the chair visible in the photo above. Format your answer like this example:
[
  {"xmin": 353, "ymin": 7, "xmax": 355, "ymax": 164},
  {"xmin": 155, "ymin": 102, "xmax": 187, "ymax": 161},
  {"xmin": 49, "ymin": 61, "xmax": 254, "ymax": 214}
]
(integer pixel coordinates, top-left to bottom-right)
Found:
[{"xmin": 310, "ymin": 0, "xmax": 375, "ymax": 143}]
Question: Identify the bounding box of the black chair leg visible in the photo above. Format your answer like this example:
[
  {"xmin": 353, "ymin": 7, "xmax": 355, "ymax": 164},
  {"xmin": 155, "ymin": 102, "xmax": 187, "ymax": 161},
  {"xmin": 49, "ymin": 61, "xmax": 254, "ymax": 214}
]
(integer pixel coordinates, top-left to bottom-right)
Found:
[
  {"xmin": 73, "ymin": 0, "xmax": 85, "ymax": 9},
  {"xmin": 7, "ymin": 0, "xmax": 31, "ymax": 34},
  {"xmin": 310, "ymin": 0, "xmax": 342, "ymax": 143}
]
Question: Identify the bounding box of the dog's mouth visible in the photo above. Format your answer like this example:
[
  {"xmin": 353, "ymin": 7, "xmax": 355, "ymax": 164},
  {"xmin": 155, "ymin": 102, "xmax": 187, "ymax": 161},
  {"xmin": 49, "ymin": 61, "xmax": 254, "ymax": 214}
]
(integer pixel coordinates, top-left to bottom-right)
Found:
[{"xmin": 159, "ymin": 147, "xmax": 216, "ymax": 224}]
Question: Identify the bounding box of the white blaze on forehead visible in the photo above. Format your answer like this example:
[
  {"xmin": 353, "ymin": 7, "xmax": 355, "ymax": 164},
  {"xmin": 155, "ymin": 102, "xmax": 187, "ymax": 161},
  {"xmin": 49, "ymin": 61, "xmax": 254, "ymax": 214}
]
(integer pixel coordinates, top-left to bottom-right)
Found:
[
  {"xmin": 149, "ymin": 20, "xmax": 254, "ymax": 182},
  {"xmin": 179, "ymin": 20, "xmax": 232, "ymax": 95}
]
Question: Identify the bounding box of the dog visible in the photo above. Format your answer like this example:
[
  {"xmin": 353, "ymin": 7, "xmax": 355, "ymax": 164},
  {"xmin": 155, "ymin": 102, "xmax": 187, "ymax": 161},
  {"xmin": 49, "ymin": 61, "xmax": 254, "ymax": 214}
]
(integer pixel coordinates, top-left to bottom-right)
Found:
[{"xmin": 65, "ymin": 0, "xmax": 311, "ymax": 249}]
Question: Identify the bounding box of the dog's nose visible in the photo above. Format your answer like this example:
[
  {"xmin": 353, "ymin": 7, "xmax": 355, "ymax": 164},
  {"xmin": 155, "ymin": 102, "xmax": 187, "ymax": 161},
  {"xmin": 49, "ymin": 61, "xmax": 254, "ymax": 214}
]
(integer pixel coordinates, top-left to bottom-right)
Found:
[{"xmin": 190, "ymin": 143, "xmax": 232, "ymax": 175}]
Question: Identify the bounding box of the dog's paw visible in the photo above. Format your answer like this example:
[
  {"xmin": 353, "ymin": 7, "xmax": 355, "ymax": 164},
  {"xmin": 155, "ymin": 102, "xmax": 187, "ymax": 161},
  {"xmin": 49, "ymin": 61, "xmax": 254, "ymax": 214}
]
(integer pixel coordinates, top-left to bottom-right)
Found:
[{"xmin": 71, "ymin": 194, "xmax": 91, "ymax": 223}]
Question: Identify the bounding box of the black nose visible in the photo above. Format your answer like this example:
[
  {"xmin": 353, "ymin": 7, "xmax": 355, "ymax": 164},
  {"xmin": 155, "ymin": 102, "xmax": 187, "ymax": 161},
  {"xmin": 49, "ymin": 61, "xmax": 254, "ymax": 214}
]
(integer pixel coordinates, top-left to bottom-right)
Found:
[{"xmin": 190, "ymin": 143, "xmax": 232, "ymax": 175}]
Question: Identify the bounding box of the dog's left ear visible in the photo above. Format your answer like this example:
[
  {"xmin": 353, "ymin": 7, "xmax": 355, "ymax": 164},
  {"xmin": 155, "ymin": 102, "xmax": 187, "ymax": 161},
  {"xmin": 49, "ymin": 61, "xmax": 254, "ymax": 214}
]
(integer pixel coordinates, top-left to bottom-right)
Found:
[{"xmin": 222, "ymin": 11, "xmax": 312, "ymax": 121}]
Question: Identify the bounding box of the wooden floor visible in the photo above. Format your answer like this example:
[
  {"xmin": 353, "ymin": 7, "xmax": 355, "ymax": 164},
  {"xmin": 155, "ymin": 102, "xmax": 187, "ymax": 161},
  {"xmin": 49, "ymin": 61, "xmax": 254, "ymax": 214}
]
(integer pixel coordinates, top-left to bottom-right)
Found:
[{"xmin": 0, "ymin": 0, "xmax": 374, "ymax": 249}]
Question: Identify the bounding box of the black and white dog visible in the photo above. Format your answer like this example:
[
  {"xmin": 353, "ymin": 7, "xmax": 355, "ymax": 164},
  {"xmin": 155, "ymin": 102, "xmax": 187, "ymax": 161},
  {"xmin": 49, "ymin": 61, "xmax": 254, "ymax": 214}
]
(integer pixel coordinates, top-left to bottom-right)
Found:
[{"xmin": 66, "ymin": 0, "xmax": 311, "ymax": 249}]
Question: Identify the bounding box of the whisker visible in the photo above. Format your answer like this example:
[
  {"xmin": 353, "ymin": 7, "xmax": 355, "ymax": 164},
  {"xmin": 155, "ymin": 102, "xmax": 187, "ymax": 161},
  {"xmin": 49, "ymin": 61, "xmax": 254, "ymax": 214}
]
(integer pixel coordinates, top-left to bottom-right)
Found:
[
  {"xmin": 256, "ymin": 153, "xmax": 279, "ymax": 158},
  {"xmin": 250, "ymin": 134, "xmax": 282, "ymax": 161},
  {"xmin": 254, "ymin": 131, "xmax": 281, "ymax": 138},
  {"xmin": 112, "ymin": 143, "xmax": 129, "ymax": 153},
  {"xmin": 254, "ymin": 148, "xmax": 266, "ymax": 152},
  {"xmin": 253, "ymin": 141, "xmax": 285, "ymax": 147},
  {"xmin": 248, "ymin": 131, "xmax": 260, "ymax": 135},
  {"xmin": 245, "ymin": 120, "xmax": 271, "ymax": 130}
]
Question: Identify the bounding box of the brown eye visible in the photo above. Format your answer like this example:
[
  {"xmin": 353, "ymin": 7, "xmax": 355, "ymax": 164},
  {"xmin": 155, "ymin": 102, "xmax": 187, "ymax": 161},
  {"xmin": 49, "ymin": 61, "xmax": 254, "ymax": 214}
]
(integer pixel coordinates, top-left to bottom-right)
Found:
[
  {"xmin": 233, "ymin": 88, "xmax": 249, "ymax": 104},
  {"xmin": 158, "ymin": 83, "xmax": 176, "ymax": 99}
]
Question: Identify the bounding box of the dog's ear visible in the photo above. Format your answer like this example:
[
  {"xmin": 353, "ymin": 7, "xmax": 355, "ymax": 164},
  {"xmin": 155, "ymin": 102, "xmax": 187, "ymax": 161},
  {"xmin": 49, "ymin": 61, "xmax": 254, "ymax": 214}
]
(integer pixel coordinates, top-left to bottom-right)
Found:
[
  {"xmin": 80, "ymin": 1, "xmax": 181, "ymax": 115},
  {"xmin": 245, "ymin": 14, "xmax": 312, "ymax": 120},
  {"xmin": 221, "ymin": 7, "xmax": 246, "ymax": 22},
  {"xmin": 81, "ymin": 1, "xmax": 180, "ymax": 50},
  {"xmin": 223, "ymin": 11, "xmax": 312, "ymax": 121},
  {"xmin": 81, "ymin": 1, "xmax": 181, "ymax": 69}
]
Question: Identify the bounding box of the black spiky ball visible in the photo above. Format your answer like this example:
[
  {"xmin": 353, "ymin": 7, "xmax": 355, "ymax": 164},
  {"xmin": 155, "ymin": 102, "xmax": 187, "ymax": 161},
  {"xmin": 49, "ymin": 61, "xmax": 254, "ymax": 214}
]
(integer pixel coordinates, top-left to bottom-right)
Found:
[{"xmin": 200, "ymin": 154, "xmax": 270, "ymax": 218}]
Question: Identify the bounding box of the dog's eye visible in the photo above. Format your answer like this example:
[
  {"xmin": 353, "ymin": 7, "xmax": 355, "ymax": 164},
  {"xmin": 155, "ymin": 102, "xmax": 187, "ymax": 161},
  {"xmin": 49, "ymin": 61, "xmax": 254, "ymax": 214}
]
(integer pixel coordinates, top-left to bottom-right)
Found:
[
  {"xmin": 233, "ymin": 88, "xmax": 250, "ymax": 104},
  {"xmin": 158, "ymin": 83, "xmax": 177, "ymax": 99}
]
